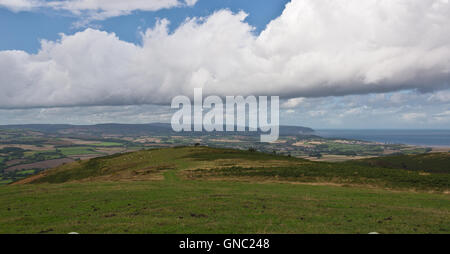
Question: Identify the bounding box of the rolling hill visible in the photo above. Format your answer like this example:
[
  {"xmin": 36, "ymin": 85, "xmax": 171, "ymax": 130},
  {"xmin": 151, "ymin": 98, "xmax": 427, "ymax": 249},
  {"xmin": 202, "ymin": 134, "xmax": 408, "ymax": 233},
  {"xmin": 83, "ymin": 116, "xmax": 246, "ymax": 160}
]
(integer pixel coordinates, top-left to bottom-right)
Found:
[
  {"xmin": 1, "ymin": 147, "xmax": 449, "ymax": 234},
  {"xmin": 16, "ymin": 147, "xmax": 449, "ymax": 191}
]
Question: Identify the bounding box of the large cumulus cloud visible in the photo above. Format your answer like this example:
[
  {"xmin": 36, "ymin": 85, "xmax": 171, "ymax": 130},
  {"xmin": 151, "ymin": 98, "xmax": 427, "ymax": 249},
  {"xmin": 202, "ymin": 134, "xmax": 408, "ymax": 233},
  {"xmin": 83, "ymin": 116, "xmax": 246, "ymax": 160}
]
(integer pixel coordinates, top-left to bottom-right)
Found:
[{"xmin": 0, "ymin": 0, "xmax": 449, "ymax": 108}]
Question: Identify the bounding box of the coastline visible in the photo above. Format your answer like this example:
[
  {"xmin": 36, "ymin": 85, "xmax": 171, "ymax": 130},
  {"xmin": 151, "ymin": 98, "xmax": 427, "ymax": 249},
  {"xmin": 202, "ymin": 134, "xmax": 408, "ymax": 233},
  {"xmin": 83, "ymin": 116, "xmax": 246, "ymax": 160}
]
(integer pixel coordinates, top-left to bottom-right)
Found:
[{"xmin": 315, "ymin": 129, "xmax": 450, "ymax": 148}]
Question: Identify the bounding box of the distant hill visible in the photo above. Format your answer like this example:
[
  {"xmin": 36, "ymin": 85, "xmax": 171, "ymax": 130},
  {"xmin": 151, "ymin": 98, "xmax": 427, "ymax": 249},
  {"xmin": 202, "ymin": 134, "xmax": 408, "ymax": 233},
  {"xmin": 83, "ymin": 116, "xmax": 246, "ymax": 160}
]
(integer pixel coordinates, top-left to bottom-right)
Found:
[{"xmin": 0, "ymin": 123, "xmax": 314, "ymax": 137}]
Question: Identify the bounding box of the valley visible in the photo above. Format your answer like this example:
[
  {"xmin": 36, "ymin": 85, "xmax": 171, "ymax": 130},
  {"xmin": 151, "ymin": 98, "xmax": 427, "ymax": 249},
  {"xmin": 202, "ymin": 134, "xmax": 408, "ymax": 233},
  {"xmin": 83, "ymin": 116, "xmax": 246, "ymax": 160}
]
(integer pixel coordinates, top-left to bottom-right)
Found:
[{"xmin": 0, "ymin": 124, "xmax": 442, "ymax": 185}]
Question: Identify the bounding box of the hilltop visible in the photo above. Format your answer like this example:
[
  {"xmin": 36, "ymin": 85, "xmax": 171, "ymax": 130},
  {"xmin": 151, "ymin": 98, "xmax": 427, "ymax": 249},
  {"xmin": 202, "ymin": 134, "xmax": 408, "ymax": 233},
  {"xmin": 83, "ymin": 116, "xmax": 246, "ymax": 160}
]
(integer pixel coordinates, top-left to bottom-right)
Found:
[
  {"xmin": 15, "ymin": 147, "xmax": 449, "ymax": 191},
  {"xmin": 1, "ymin": 147, "xmax": 449, "ymax": 234}
]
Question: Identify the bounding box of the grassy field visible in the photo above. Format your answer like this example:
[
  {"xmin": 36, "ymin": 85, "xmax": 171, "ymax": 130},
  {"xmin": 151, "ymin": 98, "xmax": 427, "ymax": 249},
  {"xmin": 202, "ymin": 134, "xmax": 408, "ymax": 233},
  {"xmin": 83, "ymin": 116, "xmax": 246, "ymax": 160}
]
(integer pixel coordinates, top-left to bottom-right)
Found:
[
  {"xmin": 91, "ymin": 142, "xmax": 123, "ymax": 147},
  {"xmin": 15, "ymin": 169, "xmax": 36, "ymax": 175},
  {"xmin": 1, "ymin": 180, "xmax": 449, "ymax": 234},
  {"xmin": 57, "ymin": 147, "xmax": 102, "ymax": 156},
  {"xmin": 0, "ymin": 147, "xmax": 449, "ymax": 234},
  {"xmin": 0, "ymin": 179, "xmax": 12, "ymax": 185}
]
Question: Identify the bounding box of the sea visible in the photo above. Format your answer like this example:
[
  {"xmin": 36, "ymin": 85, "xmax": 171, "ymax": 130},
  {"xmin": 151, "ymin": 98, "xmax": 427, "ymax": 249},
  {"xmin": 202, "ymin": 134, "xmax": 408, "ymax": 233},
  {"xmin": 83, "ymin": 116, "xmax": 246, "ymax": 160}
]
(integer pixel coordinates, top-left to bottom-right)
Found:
[{"xmin": 315, "ymin": 129, "xmax": 450, "ymax": 147}]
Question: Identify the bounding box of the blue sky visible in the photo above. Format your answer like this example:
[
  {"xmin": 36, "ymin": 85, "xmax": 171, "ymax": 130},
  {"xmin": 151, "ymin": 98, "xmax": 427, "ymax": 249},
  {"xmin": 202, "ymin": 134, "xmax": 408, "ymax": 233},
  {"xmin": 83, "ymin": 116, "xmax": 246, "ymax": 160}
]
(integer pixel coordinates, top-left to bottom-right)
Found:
[
  {"xmin": 0, "ymin": 0, "xmax": 449, "ymax": 129},
  {"xmin": 0, "ymin": 0, "xmax": 290, "ymax": 53}
]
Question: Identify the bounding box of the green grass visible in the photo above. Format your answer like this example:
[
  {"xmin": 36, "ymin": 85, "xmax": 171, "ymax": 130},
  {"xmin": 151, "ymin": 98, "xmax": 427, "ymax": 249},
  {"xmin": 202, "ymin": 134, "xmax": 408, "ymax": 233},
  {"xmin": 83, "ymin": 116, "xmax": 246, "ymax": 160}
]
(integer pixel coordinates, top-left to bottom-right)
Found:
[
  {"xmin": 186, "ymin": 148, "xmax": 297, "ymax": 162},
  {"xmin": 353, "ymin": 153, "xmax": 450, "ymax": 174},
  {"xmin": 401, "ymin": 148, "xmax": 430, "ymax": 155},
  {"xmin": 317, "ymin": 142, "xmax": 384, "ymax": 156},
  {"xmin": 0, "ymin": 147, "xmax": 449, "ymax": 234},
  {"xmin": 58, "ymin": 147, "xmax": 102, "ymax": 156},
  {"xmin": 31, "ymin": 148, "xmax": 193, "ymax": 184},
  {"xmin": 24, "ymin": 151, "xmax": 63, "ymax": 161},
  {"xmin": 193, "ymin": 164, "xmax": 450, "ymax": 191},
  {"xmin": 23, "ymin": 151, "xmax": 37, "ymax": 157},
  {"xmin": 16, "ymin": 170, "xmax": 35, "ymax": 175},
  {"xmin": 0, "ymin": 180, "xmax": 449, "ymax": 234},
  {"xmin": 0, "ymin": 179, "xmax": 12, "ymax": 185},
  {"xmin": 91, "ymin": 142, "xmax": 123, "ymax": 147},
  {"xmin": 32, "ymin": 156, "xmax": 115, "ymax": 183},
  {"xmin": 21, "ymin": 147, "xmax": 450, "ymax": 190}
]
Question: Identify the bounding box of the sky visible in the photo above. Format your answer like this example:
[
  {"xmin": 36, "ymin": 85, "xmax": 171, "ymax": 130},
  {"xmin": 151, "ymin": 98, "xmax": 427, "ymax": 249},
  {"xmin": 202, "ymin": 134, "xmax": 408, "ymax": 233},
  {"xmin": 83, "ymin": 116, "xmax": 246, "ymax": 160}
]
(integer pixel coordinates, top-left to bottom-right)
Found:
[{"xmin": 0, "ymin": 0, "xmax": 449, "ymax": 129}]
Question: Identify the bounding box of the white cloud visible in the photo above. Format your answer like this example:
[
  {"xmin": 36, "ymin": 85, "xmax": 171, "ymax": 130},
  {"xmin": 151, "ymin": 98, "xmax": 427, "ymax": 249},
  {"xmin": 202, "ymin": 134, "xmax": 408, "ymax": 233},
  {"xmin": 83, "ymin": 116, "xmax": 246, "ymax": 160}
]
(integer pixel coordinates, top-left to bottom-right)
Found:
[
  {"xmin": 402, "ymin": 113, "xmax": 427, "ymax": 121},
  {"xmin": 0, "ymin": 105, "xmax": 173, "ymax": 125},
  {"xmin": 308, "ymin": 110, "xmax": 326, "ymax": 117},
  {"xmin": 0, "ymin": 0, "xmax": 449, "ymax": 109},
  {"xmin": 281, "ymin": 98, "xmax": 305, "ymax": 109},
  {"xmin": 0, "ymin": 0, "xmax": 39, "ymax": 11},
  {"xmin": 2, "ymin": 90, "xmax": 449, "ymax": 128},
  {"xmin": 341, "ymin": 107, "xmax": 365, "ymax": 117},
  {"xmin": 433, "ymin": 110, "xmax": 450, "ymax": 120},
  {"xmin": 285, "ymin": 109, "xmax": 296, "ymax": 114},
  {"xmin": 0, "ymin": 0, "xmax": 197, "ymax": 21},
  {"xmin": 51, "ymin": 0, "xmax": 197, "ymax": 23},
  {"xmin": 428, "ymin": 90, "xmax": 450, "ymax": 103}
]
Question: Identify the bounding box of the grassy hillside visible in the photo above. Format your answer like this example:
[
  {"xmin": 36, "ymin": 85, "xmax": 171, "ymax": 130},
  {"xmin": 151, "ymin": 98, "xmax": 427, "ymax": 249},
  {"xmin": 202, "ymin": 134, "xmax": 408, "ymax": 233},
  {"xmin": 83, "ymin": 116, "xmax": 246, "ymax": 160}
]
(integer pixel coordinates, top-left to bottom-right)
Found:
[
  {"xmin": 1, "ymin": 147, "xmax": 449, "ymax": 234},
  {"xmin": 351, "ymin": 152, "xmax": 450, "ymax": 174},
  {"xmin": 23, "ymin": 147, "xmax": 449, "ymax": 191},
  {"xmin": 2, "ymin": 180, "xmax": 449, "ymax": 234}
]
